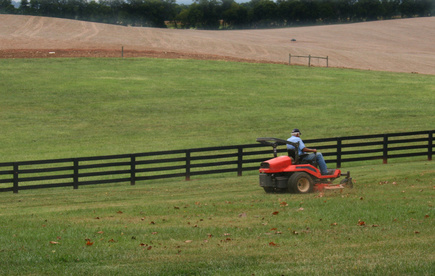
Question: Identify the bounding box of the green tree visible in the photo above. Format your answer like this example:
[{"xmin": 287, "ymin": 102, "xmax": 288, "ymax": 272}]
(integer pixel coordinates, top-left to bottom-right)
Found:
[
  {"xmin": 251, "ymin": 0, "xmax": 279, "ymax": 27},
  {"xmin": 400, "ymin": 0, "xmax": 416, "ymax": 17},
  {"xmin": 221, "ymin": 0, "xmax": 249, "ymax": 28},
  {"xmin": 317, "ymin": 0, "xmax": 336, "ymax": 23},
  {"xmin": 196, "ymin": 0, "xmax": 221, "ymax": 29},
  {"xmin": 414, "ymin": 0, "xmax": 433, "ymax": 16},
  {"xmin": 0, "ymin": 0, "xmax": 16, "ymax": 13},
  {"xmin": 379, "ymin": 0, "xmax": 399, "ymax": 19},
  {"xmin": 355, "ymin": 0, "xmax": 382, "ymax": 21},
  {"xmin": 182, "ymin": 3, "xmax": 204, "ymax": 28},
  {"xmin": 19, "ymin": 0, "xmax": 30, "ymax": 14}
]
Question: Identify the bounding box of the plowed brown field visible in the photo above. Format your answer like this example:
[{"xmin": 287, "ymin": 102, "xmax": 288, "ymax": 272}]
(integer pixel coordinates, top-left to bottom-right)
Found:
[{"xmin": 1, "ymin": 14, "xmax": 434, "ymax": 74}]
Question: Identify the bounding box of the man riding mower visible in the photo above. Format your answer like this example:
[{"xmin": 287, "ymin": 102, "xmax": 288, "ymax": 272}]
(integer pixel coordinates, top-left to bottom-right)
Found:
[{"xmin": 256, "ymin": 137, "xmax": 353, "ymax": 193}]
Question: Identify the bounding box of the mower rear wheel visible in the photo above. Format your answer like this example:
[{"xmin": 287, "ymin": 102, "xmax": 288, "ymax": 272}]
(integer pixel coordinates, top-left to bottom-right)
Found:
[{"xmin": 288, "ymin": 172, "xmax": 314, "ymax": 193}]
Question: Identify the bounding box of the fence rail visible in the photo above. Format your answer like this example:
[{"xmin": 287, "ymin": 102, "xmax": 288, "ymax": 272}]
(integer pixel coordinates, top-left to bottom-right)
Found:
[
  {"xmin": 0, "ymin": 130, "xmax": 432, "ymax": 193},
  {"xmin": 289, "ymin": 54, "xmax": 329, "ymax": 67}
]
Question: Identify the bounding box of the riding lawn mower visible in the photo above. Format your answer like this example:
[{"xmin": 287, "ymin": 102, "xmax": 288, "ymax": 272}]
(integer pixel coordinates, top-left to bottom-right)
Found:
[{"xmin": 257, "ymin": 137, "xmax": 353, "ymax": 193}]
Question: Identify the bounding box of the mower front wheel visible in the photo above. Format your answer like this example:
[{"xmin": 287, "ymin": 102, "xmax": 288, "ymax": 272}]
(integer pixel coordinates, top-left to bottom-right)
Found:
[{"xmin": 288, "ymin": 172, "xmax": 314, "ymax": 193}]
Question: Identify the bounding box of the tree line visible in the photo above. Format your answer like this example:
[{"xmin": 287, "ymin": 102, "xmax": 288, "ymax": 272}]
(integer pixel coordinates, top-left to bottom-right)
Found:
[{"xmin": 1, "ymin": 0, "xmax": 433, "ymax": 29}]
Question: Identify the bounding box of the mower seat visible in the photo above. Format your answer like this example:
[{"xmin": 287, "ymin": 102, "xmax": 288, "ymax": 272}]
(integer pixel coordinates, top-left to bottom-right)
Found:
[
  {"xmin": 287, "ymin": 149, "xmax": 298, "ymax": 163},
  {"xmin": 288, "ymin": 150, "xmax": 317, "ymax": 166}
]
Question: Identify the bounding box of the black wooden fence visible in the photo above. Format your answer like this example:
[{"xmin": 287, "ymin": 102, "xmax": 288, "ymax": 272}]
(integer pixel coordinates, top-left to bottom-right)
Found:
[{"xmin": 0, "ymin": 130, "xmax": 432, "ymax": 193}]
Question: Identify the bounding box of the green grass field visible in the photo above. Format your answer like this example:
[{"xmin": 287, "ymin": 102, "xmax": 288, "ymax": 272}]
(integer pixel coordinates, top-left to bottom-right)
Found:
[
  {"xmin": 0, "ymin": 161, "xmax": 433, "ymax": 275},
  {"xmin": 0, "ymin": 58, "xmax": 434, "ymax": 275},
  {"xmin": 1, "ymin": 58, "xmax": 434, "ymax": 162}
]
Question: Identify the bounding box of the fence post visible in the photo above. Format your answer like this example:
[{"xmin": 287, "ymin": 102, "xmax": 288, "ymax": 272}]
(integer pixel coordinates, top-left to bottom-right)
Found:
[
  {"xmin": 326, "ymin": 56, "xmax": 329, "ymax": 67},
  {"xmin": 289, "ymin": 54, "xmax": 291, "ymax": 65},
  {"xmin": 428, "ymin": 131, "xmax": 433, "ymax": 161},
  {"xmin": 13, "ymin": 163, "xmax": 19, "ymax": 194},
  {"xmin": 130, "ymin": 155, "xmax": 136, "ymax": 185},
  {"xmin": 336, "ymin": 138, "xmax": 342, "ymax": 168},
  {"xmin": 383, "ymin": 135, "xmax": 388, "ymax": 164},
  {"xmin": 185, "ymin": 150, "xmax": 191, "ymax": 181},
  {"xmin": 237, "ymin": 147, "xmax": 243, "ymax": 176},
  {"xmin": 73, "ymin": 159, "xmax": 79, "ymax": 189},
  {"xmin": 308, "ymin": 55, "xmax": 311, "ymax": 67}
]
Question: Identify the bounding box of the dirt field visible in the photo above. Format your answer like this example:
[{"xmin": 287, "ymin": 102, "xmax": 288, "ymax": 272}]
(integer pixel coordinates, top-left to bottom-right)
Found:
[{"xmin": 1, "ymin": 14, "xmax": 434, "ymax": 75}]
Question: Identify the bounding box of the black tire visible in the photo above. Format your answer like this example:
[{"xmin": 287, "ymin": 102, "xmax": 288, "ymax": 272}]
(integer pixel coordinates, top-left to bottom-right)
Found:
[{"xmin": 288, "ymin": 172, "xmax": 314, "ymax": 193}]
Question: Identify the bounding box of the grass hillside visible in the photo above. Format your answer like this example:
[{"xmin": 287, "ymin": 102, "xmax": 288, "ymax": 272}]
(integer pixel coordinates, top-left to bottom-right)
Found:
[
  {"xmin": 0, "ymin": 58, "xmax": 434, "ymax": 162},
  {"xmin": 0, "ymin": 57, "xmax": 434, "ymax": 275},
  {"xmin": 0, "ymin": 160, "xmax": 433, "ymax": 275}
]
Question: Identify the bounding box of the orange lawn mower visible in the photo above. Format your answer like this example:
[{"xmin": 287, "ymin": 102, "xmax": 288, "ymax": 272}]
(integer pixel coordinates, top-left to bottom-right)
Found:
[{"xmin": 257, "ymin": 138, "xmax": 353, "ymax": 193}]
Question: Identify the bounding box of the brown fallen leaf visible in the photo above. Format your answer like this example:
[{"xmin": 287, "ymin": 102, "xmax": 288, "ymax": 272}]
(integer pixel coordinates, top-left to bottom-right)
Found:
[
  {"xmin": 272, "ymin": 211, "xmax": 279, "ymax": 215},
  {"xmin": 49, "ymin": 241, "xmax": 59, "ymax": 245}
]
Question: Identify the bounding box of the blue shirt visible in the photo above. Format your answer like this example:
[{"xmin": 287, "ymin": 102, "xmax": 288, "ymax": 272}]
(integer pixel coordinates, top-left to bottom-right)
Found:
[{"xmin": 287, "ymin": 136, "xmax": 305, "ymax": 156}]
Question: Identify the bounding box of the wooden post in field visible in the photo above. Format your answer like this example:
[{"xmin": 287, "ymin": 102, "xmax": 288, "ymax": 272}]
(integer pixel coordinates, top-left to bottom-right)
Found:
[
  {"xmin": 383, "ymin": 135, "xmax": 388, "ymax": 164},
  {"xmin": 130, "ymin": 155, "xmax": 136, "ymax": 185},
  {"xmin": 13, "ymin": 163, "xmax": 19, "ymax": 194},
  {"xmin": 185, "ymin": 150, "xmax": 191, "ymax": 181},
  {"xmin": 122, "ymin": 46, "xmax": 124, "ymax": 58},
  {"xmin": 237, "ymin": 147, "xmax": 243, "ymax": 176},
  {"xmin": 73, "ymin": 159, "xmax": 79, "ymax": 189},
  {"xmin": 336, "ymin": 138, "xmax": 342, "ymax": 168},
  {"xmin": 308, "ymin": 55, "xmax": 311, "ymax": 67}
]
